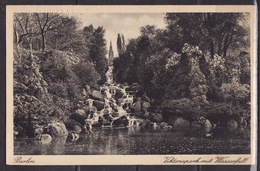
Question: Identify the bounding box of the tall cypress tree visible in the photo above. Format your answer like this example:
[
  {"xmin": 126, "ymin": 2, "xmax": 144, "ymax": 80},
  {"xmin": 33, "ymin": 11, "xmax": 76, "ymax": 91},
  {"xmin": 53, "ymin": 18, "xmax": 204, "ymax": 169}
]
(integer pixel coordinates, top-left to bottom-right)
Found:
[
  {"xmin": 122, "ymin": 34, "xmax": 126, "ymax": 52},
  {"xmin": 117, "ymin": 34, "xmax": 123, "ymax": 56}
]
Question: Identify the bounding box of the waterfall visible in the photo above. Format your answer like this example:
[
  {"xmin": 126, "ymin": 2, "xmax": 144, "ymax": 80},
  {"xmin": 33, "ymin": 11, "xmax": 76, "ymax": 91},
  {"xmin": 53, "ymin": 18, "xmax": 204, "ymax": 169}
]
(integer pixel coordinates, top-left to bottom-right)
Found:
[
  {"xmin": 78, "ymin": 60, "xmax": 147, "ymax": 128},
  {"xmin": 87, "ymin": 99, "xmax": 94, "ymax": 108},
  {"xmin": 106, "ymin": 65, "xmax": 114, "ymax": 84},
  {"xmin": 128, "ymin": 118, "xmax": 140, "ymax": 126}
]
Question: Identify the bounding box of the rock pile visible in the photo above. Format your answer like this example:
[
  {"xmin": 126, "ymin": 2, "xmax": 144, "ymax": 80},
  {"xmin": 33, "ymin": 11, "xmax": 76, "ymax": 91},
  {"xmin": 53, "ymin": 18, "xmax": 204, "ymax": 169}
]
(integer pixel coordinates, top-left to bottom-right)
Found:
[
  {"xmin": 66, "ymin": 82, "xmax": 154, "ymax": 135},
  {"xmin": 33, "ymin": 82, "xmax": 170, "ymax": 143},
  {"xmin": 34, "ymin": 121, "xmax": 69, "ymax": 144}
]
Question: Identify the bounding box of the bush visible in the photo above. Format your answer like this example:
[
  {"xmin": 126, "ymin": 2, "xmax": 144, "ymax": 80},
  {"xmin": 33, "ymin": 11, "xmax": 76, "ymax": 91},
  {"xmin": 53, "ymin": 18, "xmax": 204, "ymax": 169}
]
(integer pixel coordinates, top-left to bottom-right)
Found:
[
  {"xmin": 48, "ymin": 81, "xmax": 68, "ymax": 98},
  {"xmin": 200, "ymin": 102, "xmax": 250, "ymax": 126},
  {"xmin": 72, "ymin": 61, "xmax": 100, "ymax": 87},
  {"xmin": 219, "ymin": 82, "xmax": 250, "ymax": 106},
  {"xmin": 160, "ymin": 98, "xmax": 200, "ymax": 121}
]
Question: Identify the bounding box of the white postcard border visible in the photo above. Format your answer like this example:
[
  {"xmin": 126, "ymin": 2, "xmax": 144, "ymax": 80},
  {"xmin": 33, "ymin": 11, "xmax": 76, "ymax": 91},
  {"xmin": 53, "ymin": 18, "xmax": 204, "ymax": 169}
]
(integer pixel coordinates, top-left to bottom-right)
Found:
[{"xmin": 6, "ymin": 5, "xmax": 257, "ymax": 165}]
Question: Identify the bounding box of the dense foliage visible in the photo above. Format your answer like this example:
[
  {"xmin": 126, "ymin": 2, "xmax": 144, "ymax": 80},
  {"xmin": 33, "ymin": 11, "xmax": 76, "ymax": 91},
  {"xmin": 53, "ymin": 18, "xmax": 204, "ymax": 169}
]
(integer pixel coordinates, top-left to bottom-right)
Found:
[
  {"xmin": 113, "ymin": 13, "xmax": 250, "ymax": 124},
  {"xmin": 13, "ymin": 12, "xmax": 251, "ymax": 137},
  {"xmin": 13, "ymin": 13, "xmax": 108, "ymax": 137}
]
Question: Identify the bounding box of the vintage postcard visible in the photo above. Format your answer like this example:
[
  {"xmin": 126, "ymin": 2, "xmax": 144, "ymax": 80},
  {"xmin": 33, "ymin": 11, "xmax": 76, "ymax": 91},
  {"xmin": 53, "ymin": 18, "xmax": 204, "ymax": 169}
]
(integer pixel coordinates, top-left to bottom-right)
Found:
[{"xmin": 6, "ymin": 5, "xmax": 257, "ymax": 165}]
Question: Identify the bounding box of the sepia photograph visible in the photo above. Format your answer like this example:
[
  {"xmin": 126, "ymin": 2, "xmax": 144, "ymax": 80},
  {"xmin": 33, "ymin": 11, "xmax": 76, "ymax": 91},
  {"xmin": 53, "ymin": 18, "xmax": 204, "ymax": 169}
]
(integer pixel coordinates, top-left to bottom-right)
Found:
[{"xmin": 6, "ymin": 5, "xmax": 257, "ymax": 165}]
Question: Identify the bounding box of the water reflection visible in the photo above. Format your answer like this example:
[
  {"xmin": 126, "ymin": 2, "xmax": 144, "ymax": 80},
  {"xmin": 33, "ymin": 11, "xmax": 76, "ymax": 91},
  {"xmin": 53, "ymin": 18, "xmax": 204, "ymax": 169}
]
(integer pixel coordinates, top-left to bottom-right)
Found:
[
  {"xmin": 14, "ymin": 127, "xmax": 250, "ymax": 155},
  {"xmin": 78, "ymin": 128, "xmax": 130, "ymax": 155}
]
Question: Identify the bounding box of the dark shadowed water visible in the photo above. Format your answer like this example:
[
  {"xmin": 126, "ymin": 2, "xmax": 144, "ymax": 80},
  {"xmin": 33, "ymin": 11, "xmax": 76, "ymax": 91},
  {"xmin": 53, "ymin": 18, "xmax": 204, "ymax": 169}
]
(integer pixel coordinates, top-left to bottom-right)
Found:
[{"xmin": 14, "ymin": 127, "xmax": 250, "ymax": 155}]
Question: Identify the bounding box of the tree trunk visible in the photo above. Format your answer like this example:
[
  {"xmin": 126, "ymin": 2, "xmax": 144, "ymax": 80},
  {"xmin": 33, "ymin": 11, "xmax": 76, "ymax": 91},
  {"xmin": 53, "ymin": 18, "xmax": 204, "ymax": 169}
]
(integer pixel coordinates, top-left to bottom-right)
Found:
[
  {"xmin": 38, "ymin": 39, "xmax": 41, "ymax": 51},
  {"xmin": 29, "ymin": 42, "xmax": 33, "ymax": 58},
  {"xmin": 217, "ymin": 41, "xmax": 223, "ymax": 56},
  {"xmin": 223, "ymin": 47, "xmax": 228, "ymax": 58},
  {"xmin": 223, "ymin": 36, "xmax": 229, "ymax": 58},
  {"xmin": 41, "ymin": 33, "xmax": 46, "ymax": 52},
  {"xmin": 210, "ymin": 39, "xmax": 215, "ymax": 59}
]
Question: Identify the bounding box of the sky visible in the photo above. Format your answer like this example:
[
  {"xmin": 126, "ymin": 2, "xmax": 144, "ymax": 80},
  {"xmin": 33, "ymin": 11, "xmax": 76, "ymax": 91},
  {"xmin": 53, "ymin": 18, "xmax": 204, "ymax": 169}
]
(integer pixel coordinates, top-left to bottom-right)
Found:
[{"xmin": 69, "ymin": 13, "xmax": 167, "ymax": 57}]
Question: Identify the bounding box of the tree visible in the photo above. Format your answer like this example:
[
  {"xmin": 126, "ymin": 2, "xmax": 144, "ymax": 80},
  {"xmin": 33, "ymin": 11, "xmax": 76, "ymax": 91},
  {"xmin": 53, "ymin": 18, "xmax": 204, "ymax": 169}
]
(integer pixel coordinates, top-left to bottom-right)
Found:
[
  {"xmin": 121, "ymin": 34, "xmax": 126, "ymax": 52},
  {"xmin": 165, "ymin": 44, "xmax": 208, "ymax": 103},
  {"xmin": 14, "ymin": 13, "xmax": 37, "ymax": 53},
  {"xmin": 14, "ymin": 13, "xmax": 81, "ymax": 53},
  {"xmin": 83, "ymin": 25, "xmax": 108, "ymax": 84},
  {"xmin": 46, "ymin": 16, "xmax": 84, "ymax": 52},
  {"xmin": 34, "ymin": 13, "xmax": 66, "ymax": 52},
  {"xmin": 117, "ymin": 34, "xmax": 123, "ymax": 56},
  {"xmin": 165, "ymin": 13, "xmax": 249, "ymax": 58},
  {"xmin": 239, "ymin": 52, "xmax": 250, "ymax": 84}
]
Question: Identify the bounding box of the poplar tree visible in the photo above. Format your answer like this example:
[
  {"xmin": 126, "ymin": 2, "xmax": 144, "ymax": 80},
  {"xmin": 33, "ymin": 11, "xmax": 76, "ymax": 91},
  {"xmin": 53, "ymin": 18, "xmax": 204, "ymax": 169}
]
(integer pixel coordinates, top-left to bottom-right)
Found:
[{"xmin": 117, "ymin": 33, "xmax": 123, "ymax": 56}]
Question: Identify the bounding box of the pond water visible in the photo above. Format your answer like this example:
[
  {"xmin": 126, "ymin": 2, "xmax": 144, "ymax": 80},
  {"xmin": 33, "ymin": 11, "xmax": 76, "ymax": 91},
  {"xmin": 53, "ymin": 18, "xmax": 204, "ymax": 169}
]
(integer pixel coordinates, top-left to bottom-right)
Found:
[{"xmin": 14, "ymin": 127, "xmax": 250, "ymax": 155}]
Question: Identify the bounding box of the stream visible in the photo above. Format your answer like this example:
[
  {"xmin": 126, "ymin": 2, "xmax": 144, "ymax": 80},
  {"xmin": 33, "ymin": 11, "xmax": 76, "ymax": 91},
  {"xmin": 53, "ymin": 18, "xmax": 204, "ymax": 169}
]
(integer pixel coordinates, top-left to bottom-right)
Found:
[{"xmin": 14, "ymin": 126, "xmax": 250, "ymax": 155}]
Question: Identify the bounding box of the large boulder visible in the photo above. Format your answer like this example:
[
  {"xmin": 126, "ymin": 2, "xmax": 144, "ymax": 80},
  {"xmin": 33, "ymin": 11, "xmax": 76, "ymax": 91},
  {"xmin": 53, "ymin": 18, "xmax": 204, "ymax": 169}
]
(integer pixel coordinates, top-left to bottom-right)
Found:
[
  {"xmin": 73, "ymin": 125, "xmax": 82, "ymax": 134},
  {"xmin": 171, "ymin": 117, "xmax": 190, "ymax": 128},
  {"xmin": 112, "ymin": 112, "xmax": 119, "ymax": 117},
  {"xmin": 83, "ymin": 106, "xmax": 97, "ymax": 114},
  {"xmin": 47, "ymin": 122, "xmax": 68, "ymax": 138},
  {"xmin": 198, "ymin": 117, "xmax": 215, "ymax": 136},
  {"xmin": 149, "ymin": 113, "xmax": 163, "ymax": 123},
  {"xmin": 112, "ymin": 116, "xmax": 129, "ymax": 126},
  {"xmin": 90, "ymin": 116, "xmax": 103, "ymax": 127},
  {"xmin": 131, "ymin": 83, "xmax": 141, "ymax": 91},
  {"xmin": 85, "ymin": 85, "xmax": 91, "ymax": 94},
  {"xmin": 70, "ymin": 113, "xmax": 86, "ymax": 126},
  {"xmin": 93, "ymin": 100, "xmax": 105, "ymax": 111},
  {"xmin": 125, "ymin": 87, "xmax": 131, "ymax": 92},
  {"xmin": 65, "ymin": 119, "xmax": 83, "ymax": 131},
  {"xmin": 133, "ymin": 100, "xmax": 142, "ymax": 112},
  {"xmin": 91, "ymin": 90, "xmax": 104, "ymax": 101},
  {"xmin": 82, "ymin": 88, "xmax": 88, "ymax": 96},
  {"xmin": 75, "ymin": 109, "xmax": 86, "ymax": 117},
  {"xmin": 159, "ymin": 122, "xmax": 168, "ymax": 128},
  {"xmin": 40, "ymin": 134, "xmax": 52, "ymax": 144},
  {"xmin": 35, "ymin": 127, "xmax": 44, "ymax": 135},
  {"xmin": 115, "ymin": 90, "xmax": 124, "ymax": 100},
  {"xmin": 142, "ymin": 102, "xmax": 150, "ymax": 109},
  {"xmin": 117, "ymin": 98, "xmax": 124, "ymax": 105},
  {"xmin": 227, "ymin": 119, "xmax": 238, "ymax": 132},
  {"xmin": 144, "ymin": 122, "xmax": 154, "ymax": 129},
  {"xmin": 139, "ymin": 119, "xmax": 149, "ymax": 128}
]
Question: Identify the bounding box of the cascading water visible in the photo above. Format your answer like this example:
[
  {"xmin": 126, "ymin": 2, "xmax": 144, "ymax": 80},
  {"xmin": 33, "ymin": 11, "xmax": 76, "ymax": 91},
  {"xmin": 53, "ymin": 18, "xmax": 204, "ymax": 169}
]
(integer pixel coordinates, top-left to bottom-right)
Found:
[
  {"xmin": 81, "ymin": 62, "xmax": 140, "ymax": 128},
  {"xmin": 105, "ymin": 64, "xmax": 114, "ymax": 84}
]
